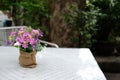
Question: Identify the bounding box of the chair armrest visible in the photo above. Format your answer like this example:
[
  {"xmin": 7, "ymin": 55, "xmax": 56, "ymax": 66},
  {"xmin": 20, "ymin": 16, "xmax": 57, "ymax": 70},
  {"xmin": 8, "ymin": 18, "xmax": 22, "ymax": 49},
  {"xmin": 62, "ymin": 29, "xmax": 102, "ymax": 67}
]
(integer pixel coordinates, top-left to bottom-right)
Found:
[{"xmin": 40, "ymin": 40, "xmax": 59, "ymax": 48}]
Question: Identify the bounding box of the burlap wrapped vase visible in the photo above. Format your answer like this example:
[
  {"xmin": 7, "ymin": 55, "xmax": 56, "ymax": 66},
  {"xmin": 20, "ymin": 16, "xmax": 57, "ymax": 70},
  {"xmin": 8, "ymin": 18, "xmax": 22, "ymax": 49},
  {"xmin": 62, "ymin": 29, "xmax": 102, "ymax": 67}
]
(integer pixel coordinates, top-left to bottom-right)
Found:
[{"xmin": 19, "ymin": 50, "xmax": 37, "ymax": 68}]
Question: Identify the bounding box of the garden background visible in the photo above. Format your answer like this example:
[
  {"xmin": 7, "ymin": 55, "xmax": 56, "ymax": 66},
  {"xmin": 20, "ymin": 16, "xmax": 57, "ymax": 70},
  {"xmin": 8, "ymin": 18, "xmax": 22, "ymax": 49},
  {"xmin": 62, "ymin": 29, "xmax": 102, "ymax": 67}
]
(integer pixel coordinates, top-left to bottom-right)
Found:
[{"xmin": 0, "ymin": 0, "xmax": 120, "ymax": 56}]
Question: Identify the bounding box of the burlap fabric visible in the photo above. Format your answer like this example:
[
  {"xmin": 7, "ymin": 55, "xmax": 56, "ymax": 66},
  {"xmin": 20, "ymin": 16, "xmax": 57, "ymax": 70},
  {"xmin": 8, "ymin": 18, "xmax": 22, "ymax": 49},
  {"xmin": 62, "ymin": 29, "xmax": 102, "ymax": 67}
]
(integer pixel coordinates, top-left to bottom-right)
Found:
[{"xmin": 19, "ymin": 50, "xmax": 37, "ymax": 68}]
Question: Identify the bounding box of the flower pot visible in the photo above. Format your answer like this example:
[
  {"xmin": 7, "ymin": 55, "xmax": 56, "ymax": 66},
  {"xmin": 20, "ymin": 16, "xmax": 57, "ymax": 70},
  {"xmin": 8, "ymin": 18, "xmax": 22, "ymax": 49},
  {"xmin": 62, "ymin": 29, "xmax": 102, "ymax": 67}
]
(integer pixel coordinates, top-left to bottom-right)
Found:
[{"xmin": 19, "ymin": 50, "xmax": 37, "ymax": 68}]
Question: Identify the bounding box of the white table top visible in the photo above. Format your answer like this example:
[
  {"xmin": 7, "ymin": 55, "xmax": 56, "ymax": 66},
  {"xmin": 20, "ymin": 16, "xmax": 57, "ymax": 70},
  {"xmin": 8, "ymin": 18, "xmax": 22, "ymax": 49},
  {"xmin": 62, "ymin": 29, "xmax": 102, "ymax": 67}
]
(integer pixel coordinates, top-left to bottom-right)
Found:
[{"xmin": 0, "ymin": 47, "xmax": 106, "ymax": 80}]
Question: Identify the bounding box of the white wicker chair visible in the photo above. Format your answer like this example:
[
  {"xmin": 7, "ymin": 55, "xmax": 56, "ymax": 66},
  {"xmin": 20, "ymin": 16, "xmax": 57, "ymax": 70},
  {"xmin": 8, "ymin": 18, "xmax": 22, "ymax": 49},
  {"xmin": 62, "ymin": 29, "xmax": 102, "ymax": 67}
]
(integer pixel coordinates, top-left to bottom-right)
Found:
[{"xmin": 0, "ymin": 26, "xmax": 59, "ymax": 48}]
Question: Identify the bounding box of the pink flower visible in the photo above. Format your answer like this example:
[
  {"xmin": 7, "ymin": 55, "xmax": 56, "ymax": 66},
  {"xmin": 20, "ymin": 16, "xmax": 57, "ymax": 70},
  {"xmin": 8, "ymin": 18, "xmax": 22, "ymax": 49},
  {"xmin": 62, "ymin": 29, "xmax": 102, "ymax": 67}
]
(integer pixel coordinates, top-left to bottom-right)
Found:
[
  {"xmin": 30, "ymin": 38, "xmax": 35, "ymax": 45},
  {"xmin": 22, "ymin": 42, "xmax": 28, "ymax": 48},
  {"xmin": 19, "ymin": 27, "xmax": 25, "ymax": 31},
  {"xmin": 30, "ymin": 38, "xmax": 37, "ymax": 49},
  {"xmin": 10, "ymin": 31, "xmax": 16, "ymax": 36},
  {"xmin": 23, "ymin": 32, "xmax": 32, "ymax": 42},
  {"xmin": 32, "ymin": 29, "xmax": 39, "ymax": 34},
  {"xmin": 16, "ymin": 37, "xmax": 24, "ymax": 44},
  {"xmin": 7, "ymin": 26, "xmax": 44, "ymax": 52}
]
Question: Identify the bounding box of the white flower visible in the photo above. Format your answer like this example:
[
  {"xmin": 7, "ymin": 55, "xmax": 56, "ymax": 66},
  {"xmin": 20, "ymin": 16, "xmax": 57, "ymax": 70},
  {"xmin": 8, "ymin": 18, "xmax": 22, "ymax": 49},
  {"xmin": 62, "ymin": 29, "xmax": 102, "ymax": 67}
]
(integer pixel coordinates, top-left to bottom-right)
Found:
[{"xmin": 14, "ymin": 42, "xmax": 20, "ymax": 47}]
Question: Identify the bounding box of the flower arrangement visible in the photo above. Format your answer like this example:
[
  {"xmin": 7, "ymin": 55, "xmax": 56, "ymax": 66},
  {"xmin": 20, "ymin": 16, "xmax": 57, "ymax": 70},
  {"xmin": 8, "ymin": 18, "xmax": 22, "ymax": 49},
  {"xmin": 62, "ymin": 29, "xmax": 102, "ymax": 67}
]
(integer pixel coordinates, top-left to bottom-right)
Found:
[{"xmin": 7, "ymin": 26, "xmax": 45, "ymax": 53}]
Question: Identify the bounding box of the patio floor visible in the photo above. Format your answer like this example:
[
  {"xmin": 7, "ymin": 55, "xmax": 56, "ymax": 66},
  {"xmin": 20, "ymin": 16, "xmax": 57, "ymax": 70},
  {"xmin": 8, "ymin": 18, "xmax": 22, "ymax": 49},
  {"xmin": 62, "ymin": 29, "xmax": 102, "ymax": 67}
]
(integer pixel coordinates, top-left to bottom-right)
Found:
[
  {"xmin": 105, "ymin": 73, "xmax": 120, "ymax": 80},
  {"xmin": 95, "ymin": 56, "xmax": 120, "ymax": 80}
]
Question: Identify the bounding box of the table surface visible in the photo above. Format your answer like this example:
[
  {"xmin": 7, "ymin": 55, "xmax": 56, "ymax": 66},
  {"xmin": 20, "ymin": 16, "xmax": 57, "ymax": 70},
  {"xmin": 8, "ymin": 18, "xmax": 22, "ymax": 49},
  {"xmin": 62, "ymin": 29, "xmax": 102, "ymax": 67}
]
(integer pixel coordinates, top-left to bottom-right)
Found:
[{"xmin": 0, "ymin": 47, "xmax": 106, "ymax": 80}]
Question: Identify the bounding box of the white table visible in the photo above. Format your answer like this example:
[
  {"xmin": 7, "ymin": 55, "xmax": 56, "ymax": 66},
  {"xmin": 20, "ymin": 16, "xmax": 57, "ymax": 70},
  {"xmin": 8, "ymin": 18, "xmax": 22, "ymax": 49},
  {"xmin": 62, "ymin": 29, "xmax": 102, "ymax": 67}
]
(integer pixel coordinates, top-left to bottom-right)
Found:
[{"xmin": 0, "ymin": 47, "xmax": 106, "ymax": 80}]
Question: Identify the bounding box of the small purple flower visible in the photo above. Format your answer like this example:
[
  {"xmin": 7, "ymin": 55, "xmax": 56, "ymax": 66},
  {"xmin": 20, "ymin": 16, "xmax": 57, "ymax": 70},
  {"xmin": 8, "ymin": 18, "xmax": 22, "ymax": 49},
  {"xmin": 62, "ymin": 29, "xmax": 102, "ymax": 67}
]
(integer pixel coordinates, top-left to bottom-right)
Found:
[
  {"xmin": 32, "ymin": 44, "xmax": 36, "ymax": 49},
  {"xmin": 6, "ymin": 41, "xmax": 12, "ymax": 46}
]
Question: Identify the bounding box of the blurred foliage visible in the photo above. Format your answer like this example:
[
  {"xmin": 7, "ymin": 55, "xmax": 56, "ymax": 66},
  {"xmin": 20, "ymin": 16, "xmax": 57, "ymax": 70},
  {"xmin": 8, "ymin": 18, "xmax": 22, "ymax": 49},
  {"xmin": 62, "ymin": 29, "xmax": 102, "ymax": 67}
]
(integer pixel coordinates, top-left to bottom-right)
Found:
[
  {"xmin": 1, "ymin": 0, "xmax": 120, "ymax": 47},
  {"xmin": 64, "ymin": 0, "xmax": 101, "ymax": 48},
  {"xmin": 16, "ymin": 0, "xmax": 50, "ymax": 27},
  {"xmin": 0, "ymin": 0, "xmax": 12, "ymax": 10},
  {"xmin": 0, "ymin": 0, "xmax": 50, "ymax": 40},
  {"xmin": 92, "ymin": 0, "xmax": 120, "ymax": 42}
]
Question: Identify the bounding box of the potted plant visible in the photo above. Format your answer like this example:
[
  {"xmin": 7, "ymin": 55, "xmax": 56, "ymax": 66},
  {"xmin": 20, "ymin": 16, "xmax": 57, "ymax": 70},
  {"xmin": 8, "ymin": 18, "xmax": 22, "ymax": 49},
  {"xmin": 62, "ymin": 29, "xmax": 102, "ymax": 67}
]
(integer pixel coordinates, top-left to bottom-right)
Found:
[{"xmin": 7, "ymin": 26, "xmax": 45, "ymax": 68}]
